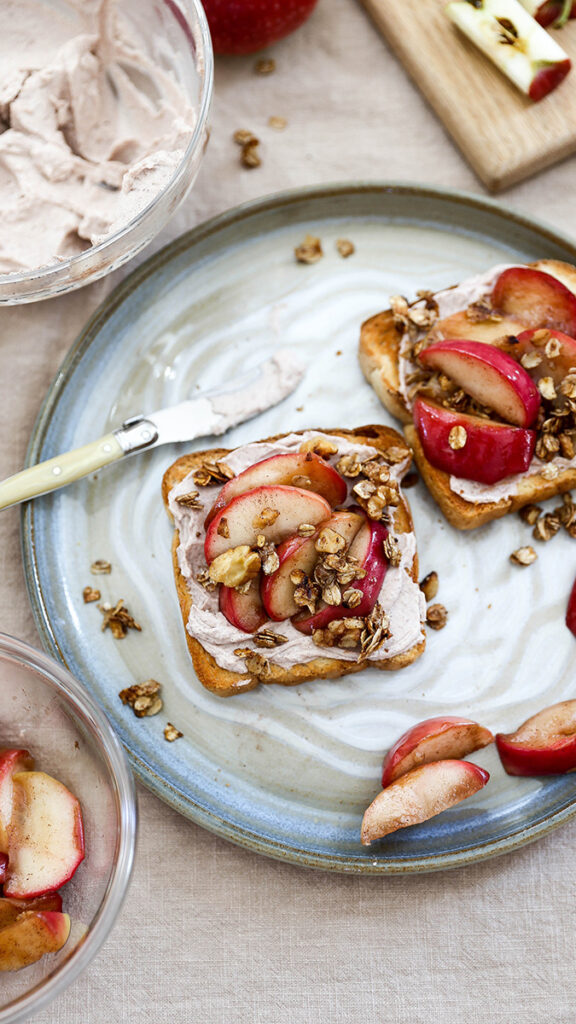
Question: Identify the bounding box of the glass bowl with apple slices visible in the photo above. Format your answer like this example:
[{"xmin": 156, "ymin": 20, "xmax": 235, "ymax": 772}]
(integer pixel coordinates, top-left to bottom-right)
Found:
[{"xmin": 0, "ymin": 634, "xmax": 136, "ymax": 1023}]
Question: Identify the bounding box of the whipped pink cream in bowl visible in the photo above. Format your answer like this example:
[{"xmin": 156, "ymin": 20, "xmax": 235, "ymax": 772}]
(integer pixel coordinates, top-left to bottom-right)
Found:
[{"xmin": 0, "ymin": 0, "xmax": 213, "ymax": 304}]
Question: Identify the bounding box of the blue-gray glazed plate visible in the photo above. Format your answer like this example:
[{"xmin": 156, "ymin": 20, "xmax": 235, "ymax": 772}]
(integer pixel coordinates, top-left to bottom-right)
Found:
[{"xmin": 23, "ymin": 183, "xmax": 576, "ymax": 872}]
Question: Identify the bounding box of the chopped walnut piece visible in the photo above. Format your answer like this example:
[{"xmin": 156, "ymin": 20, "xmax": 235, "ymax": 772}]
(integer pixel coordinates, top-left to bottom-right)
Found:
[
  {"xmin": 83, "ymin": 586, "xmax": 101, "ymax": 603},
  {"xmin": 295, "ymin": 235, "xmax": 323, "ymax": 265},
  {"xmin": 426, "ymin": 604, "xmax": 448, "ymax": 631},
  {"xmin": 336, "ymin": 238, "xmax": 355, "ymax": 258},
  {"xmin": 193, "ymin": 461, "xmax": 234, "ymax": 486},
  {"xmin": 119, "ymin": 680, "xmax": 162, "ymax": 717},
  {"xmin": 175, "ymin": 491, "xmax": 203, "ymax": 510},
  {"xmin": 252, "ymin": 507, "xmax": 280, "ymax": 529},
  {"xmin": 254, "ymin": 57, "xmax": 275, "ymax": 74},
  {"xmin": 299, "ymin": 437, "xmax": 338, "ymax": 458},
  {"xmin": 419, "ymin": 571, "xmax": 439, "ymax": 602},
  {"xmin": 164, "ymin": 723, "xmax": 183, "ymax": 742},
  {"xmin": 217, "ymin": 517, "xmax": 230, "ymax": 538},
  {"xmin": 208, "ymin": 546, "xmax": 261, "ymax": 588},
  {"xmin": 253, "ymin": 630, "xmax": 288, "ymax": 648},
  {"xmin": 315, "ymin": 527, "xmax": 347, "ymax": 554},
  {"xmin": 383, "ymin": 535, "xmax": 402, "ymax": 568},
  {"xmin": 91, "ymin": 559, "xmax": 111, "ymax": 574},
  {"xmin": 538, "ymin": 377, "xmax": 557, "ymax": 401},
  {"xmin": 519, "ymin": 503, "xmax": 542, "ymax": 525},
  {"xmin": 448, "ymin": 426, "xmax": 467, "ymax": 450},
  {"xmin": 510, "ymin": 546, "xmax": 537, "ymax": 566},
  {"xmin": 100, "ymin": 600, "xmax": 141, "ymax": 639},
  {"xmin": 268, "ymin": 115, "xmax": 287, "ymax": 131}
]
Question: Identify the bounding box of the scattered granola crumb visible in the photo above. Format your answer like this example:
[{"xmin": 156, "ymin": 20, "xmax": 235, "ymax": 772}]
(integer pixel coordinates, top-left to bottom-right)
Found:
[
  {"xmin": 175, "ymin": 491, "xmax": 203, "ymax": 510},
  {"xmin": 295, "ymin": 235, "xmax": 323, "ymax": 265},
  {"xmin": 193, "ymin": 460, "xmax": 234, "ymax": 486},
  {"xmin": 253, "ymin": 630, "xmax": 288, "ymax": 648},
  {"xmin": 164, "ymin": 723, "xmax": 183, "ymax": 742},
  {"xmin": 426, "ymin": 604, "xmax": 448, "ymax": 630},
  {"xmin": 241, "ymin": 139, "xmax": 261, "ymax": 168},
  {"xmin": 83, "ymin": 586, "xmax": 101, "ymax": 604},
  {"xmin": 538, "ymin": 376, "xmax": 557, "ymax": 401},
  {"xmin": 518, "ymin": 503, "xmax": 542, "ymax": 525},
  {"xmin": 419, "ymin": 571, "xmax": 439, "ymax": 602},
  {"xmin": 254, "ymin": 57, "xmax": 275, "ymax": 74},
  {"xmin": 233, "ymin": 129, "xmax": 258, "ymax": 146},
  {"xmin": 119, "ymin": 680, "xmax": 162, "ymax": 717},
  {"xmin": 100, "ymin": 599, "xmax": 141, "ymax": 639},
  {"xmin": 448, "ymin": 425, "xmax": 467, "ymax": 450},
  {"xmin": 91, "ymin": 559, "xmax": 111, "ymax": 575},
  {"xmin": 268, "ymin": 115, "xmax": 287, "ymax": 131},
  {"xmin": 336, "ymin": 238, "xmax": 355, "ymax": 258},
  {"xmin": 510, "ymin": 546, "xmax": 538, "ymax": 566}
]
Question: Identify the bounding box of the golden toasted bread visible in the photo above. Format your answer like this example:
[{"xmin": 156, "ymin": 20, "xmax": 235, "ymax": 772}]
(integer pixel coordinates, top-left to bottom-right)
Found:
[
  {"xmin": 162, "ymin": 426, "xmax": 426, "ymax": 697},
  {"xmin": 359, "ymin": 260, "xmax": 576, "ymax": 530}
]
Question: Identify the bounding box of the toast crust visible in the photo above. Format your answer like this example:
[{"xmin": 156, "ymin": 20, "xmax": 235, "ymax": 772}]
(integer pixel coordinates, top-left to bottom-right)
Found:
[
  {"xmin": 163, "ymin": 427, "xmax": 425, "ymax": 697},
  {"xmin": 359, "ymin": 260, "xmax": 576, "ymax": 530}
]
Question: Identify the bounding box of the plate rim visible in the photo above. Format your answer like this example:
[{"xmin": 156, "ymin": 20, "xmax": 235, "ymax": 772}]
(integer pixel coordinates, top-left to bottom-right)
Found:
[{"xmin": 22, "ymin": 179, "xmax": 576, "ymax": 873}]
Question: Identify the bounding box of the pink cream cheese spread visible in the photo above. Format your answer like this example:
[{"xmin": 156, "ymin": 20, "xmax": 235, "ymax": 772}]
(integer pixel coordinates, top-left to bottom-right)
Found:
[
  {"xmin": 0, "ymin": 0, "xmax": 196, "ymax": 272},
  {"xmin": 168, "ymin": 432, "xmax": 427, "ymax": 675}
]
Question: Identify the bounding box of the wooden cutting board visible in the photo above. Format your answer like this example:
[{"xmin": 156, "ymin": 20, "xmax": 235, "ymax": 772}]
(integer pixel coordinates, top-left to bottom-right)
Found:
[{"xmin": 359, "ymin": 0, "xmax": 576, "ymax": 191}]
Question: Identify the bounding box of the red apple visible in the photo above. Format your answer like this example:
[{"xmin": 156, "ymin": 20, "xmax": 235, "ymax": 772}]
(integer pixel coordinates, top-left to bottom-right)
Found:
[
  {"xmin": 5, "ymin": 771, "xmax": 85, "ymax": 899},
  {"xmin": 0, "ymin": 910, "xmax": 70, "ymax": 971},
  {"xmin": 201, "ymin": 0, "xmax": 320, "ymax": 56},
  {"xmin": 381, "ymin": 716, "xmax": 494, "ymax": 787},
  {"xmin": 491, "ymin": 267, "xmax": 576, "ymax": 335},
  {"xmin": 219, "ymin": 578, "xmax": 268, "ymax": 633},
  {"xmin": 205, "ymin": 485, "xmax": 332, "ymax": 562},
  {"xmin": 516, "ymin": 327, "xmax": 576, "ymax": 391},
  {"xmin": 293, "ymin": 516, "xmax": 388, "ymax": 634},
  {"xmin": 531, "ymin": 1, "xmax": 576, "ymax": 27},
  {"xmin": 496, "ymin": 700, "xmax": 576, "ymax": 775},
  {"xmin": 413, "ymin": 397, "xmax": 536, "ymax": 484},
  {"xmin": 361, "ymin": 760, "xmax": 490, "ymax": 844},
  {"xmin": 261, "ymin": 509, "xmax": 364, "ymax": 621},
  {"xmin": 0, "ymin": 893, "xmax": 63, "ymax": 929},
  {"xmin": 437, "ymin": 310, "xmax": 526, "ymax": 345},
  {"xmin": 418, "ymin": 339, "xmax": 540, "ymax": 427},
  {"xmin": 0, "ymin": 749, "xmax": 34, "ymax": 853},
  {"xmin": 206, "ymin": 451, "xmax": 347, "ymax": 526}
]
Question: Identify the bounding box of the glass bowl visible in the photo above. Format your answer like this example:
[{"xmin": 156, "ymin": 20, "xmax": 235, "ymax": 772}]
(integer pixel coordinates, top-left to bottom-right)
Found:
[
  {"xmin": 0, "ymin": 0, "xmax": 213, "ymax": 305},
  {"xmin": 0, "ymin": 633, "xmax": 137, "ymax": 1023}
]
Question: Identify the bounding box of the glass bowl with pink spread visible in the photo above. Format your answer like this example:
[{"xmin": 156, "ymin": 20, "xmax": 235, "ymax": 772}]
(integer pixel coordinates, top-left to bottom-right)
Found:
[{"xmin": 0, "ymin": 0, "xmax": 213, "ymax": 304}]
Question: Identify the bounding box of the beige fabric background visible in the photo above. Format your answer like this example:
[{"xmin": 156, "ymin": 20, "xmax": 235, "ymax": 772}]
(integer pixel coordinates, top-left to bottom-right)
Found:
[{"xmin": 2, "ymin": 0, "xmax": 576, "ymax": 1020}]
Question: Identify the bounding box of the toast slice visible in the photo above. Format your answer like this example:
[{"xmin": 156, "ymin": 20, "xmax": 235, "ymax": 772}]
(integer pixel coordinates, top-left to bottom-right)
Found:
[
  {"xmin": 162, "ymin": 426, "xmax": 426, "ymax": 697},
  {"xmin": 359, "ymin": 259, "xmax": 576, "ymax": 530}
]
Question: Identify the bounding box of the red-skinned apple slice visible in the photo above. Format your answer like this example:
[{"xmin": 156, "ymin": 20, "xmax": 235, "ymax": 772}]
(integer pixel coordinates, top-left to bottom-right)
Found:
[
  {"xmin": 0, "ymin": 749, "xmax": 35, "ymax": 853},
  {"xmin": 205, "ymin": 451, "xmax": 347, "ymax": 526},
  {"xmin": 205, "ymin": 485, "xmax": 332, "ymax": 562},
  {"xmin": 381, "ymin": 716, "xmax": 495, "ymax": 787},
  {"xmin": 516, "ymin": 327, "xmax": 576, "ymax": 392},
  {"xmin": 0, "ymin": 910, "xmax": 70, "ymax": 971},
  {"xmin": 419, "ymin": 339, "xmax": 540, "ymax": 428},
  {"xmin": 219, "ymin": 578, "xmax": 268, "ymax": 634},
  {"xmin": 361, "ymin": 760, "xmax": 490, "ymax": 845},
  {"xmin": 413, "ymin": 397, "xmax": 536, "ymax": 484},
  {"xmin": 566, "ymin": 574, "xmax": 576, "ymax": 637},
  {"xmin": 0, "ymin": 893, "xmax": 63, "ymax": 929},
  {"xmin": 496, "ymin": 700, "xmax": 576, "ymax": 776},
  {"xmin": 5, "ymin": 771, "xmax": 85, "ymax": 899},
  {"xmin": 436, "ymin": 310, "xmax": 526, "ymax": 346},
  {"xmin": 492, "ymin": 267, "xmax": 576, "ymax": 335},
  {"xmin": 293, "ymin": 516, "xmax": 388, "ymax": 634},
  {"xmin": 261, "ymin": 510, "xmax": 365, "ymax": 621}
]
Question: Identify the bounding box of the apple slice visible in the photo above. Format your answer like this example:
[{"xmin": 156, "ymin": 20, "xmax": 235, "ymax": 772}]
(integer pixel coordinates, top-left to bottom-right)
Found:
[
  {"xmin": 566, "ymin": 574, "xmax": 576, "ymax": 637},
  {"xmin": 516, "ymin": 327, "xmax": 576, "ymax": 392},
  {"xmin": 492, "ymin": 267, "xmax": 576, "ymax": 335},
  {"xmin": 219, "ymin": 578, "xmax": 268, "ymax": 633},
  {"xmin": 519, "ymin": 0, "xmax": 576, "ymax": 27},
  {"xmin": 496, "ymin": 700, "xmax": 576, "ymax": 775},
  {"xmin": 206, "ymin": 451, "xmax": 347, "ymax": 525},
  {"xmin": 0, "ymin": 893, "xmax": 63, "ymax": 929},
  {"xmin": 361, "ymin": 760, "xmax": 490, "ymax": 845},
  {"xmin": 0, "ymin": 749, "xmax": 35, "ymax": 853},
  {"xmin": 413, "ymin": 397, "xmax": 536, "ymax": 484},
  {"xmin": 293, "ymin": 516, "xmax": 388, "ymax": 634},
  {"xmin": 437, "ymin": 310, "xmax": 526, "ymax": 346},
  {"xmin": 0, "ymin": 910, "xmax": 70, "ymax": 971},
  {"xmin": 5, "ymin": 771, "xmax": 85, "ymax": 899},
  {"xmin": 418, "ymin": 339, "xmax": 540, "ymax": 427},
  {"xmin": 205, "ymin": 485, "xmax": 332, "ymax": 563},
  {"xmin": 381, "ymin": 716, "xmax": 495, "ymax": 787},
  {"xmin": 261, "ymin": 510, "xmax": 365, "ymax": 621}
]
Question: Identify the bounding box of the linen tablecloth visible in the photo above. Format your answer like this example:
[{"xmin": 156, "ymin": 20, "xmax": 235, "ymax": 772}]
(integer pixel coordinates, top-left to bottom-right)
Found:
[{"xmin": 2, "ymin": 1, "xmax": 575, "ymax": 1020}]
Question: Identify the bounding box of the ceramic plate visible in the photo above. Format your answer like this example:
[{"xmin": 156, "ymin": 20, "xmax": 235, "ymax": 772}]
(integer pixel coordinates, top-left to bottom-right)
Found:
[{"xmin": 23, "ymin": 183, "xmax": 576, "ymax": 873}]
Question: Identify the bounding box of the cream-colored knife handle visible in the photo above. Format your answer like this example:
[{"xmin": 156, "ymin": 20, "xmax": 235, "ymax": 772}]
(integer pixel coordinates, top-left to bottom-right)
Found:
[{"xmin": 0, "ymin": 434, "xmax": 125, "ymax": 511}]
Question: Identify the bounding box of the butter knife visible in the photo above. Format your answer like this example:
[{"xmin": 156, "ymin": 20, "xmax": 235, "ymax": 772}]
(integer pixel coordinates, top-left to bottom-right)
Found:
[{"xmin": 0, "ymin": 350, "xmax": 304, "ymax": 511}]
